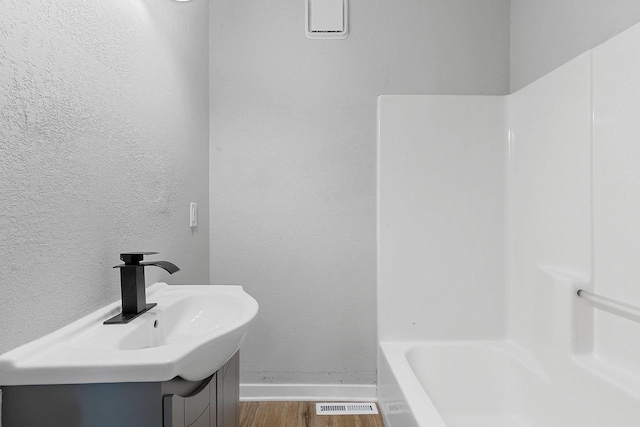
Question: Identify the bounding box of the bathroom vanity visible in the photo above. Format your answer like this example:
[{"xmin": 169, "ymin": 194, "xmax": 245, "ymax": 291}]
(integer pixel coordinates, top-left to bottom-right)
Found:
[
  {"xmin": 1, "ymin": 351, "xmax": 239, "ymax": 427},
  {"xmin": 0, "ymin": 283, "xmax": 258, "ymax": 427}
]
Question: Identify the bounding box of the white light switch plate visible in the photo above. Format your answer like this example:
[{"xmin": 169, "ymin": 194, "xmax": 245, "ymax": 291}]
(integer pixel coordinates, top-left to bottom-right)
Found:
[{"xmin": 190, "ymin": 203, "xmax": 198, "ymax": 228}]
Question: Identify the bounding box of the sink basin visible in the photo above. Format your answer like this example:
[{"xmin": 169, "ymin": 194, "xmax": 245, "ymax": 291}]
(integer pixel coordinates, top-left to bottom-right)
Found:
[{"xmin": 0, "ymin": 283, "xmax": 258, "ymax": 385}]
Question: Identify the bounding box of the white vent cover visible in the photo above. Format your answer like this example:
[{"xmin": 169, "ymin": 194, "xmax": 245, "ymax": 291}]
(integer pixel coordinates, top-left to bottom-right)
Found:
[
  {"xmin": 316, "ymin": 402, "xmax": 379, "ymax": 415},
  {"xmin": 305, "ymin": 0, "xmax": 349, "ymax": 39}
]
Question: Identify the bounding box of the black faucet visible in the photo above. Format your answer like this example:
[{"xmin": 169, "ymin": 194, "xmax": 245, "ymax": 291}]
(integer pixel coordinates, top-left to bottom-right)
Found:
[{"xmin": 104, "ymin": 252, "xmax": 180, "ymax": 325}]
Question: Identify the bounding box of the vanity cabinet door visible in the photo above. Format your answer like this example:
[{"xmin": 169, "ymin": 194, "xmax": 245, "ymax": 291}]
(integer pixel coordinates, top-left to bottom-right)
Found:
[
  {"xmin": 217, "ymin": 352, "xmax": 239, "ymax": 427},
  {"xmin": 3, "ymin": 383, "xmax": 164, "ymax": 427},
  {"xmin": 190, "ymin": 408, "xmax": 211, "ymax": 427},
  {"xmin": 168, "ymin": 395, "xmax": 186, "ymax": 427},
  {"xmin": 165, "ymin": 373, "xmax": 217, "ymax": 427},
  {"xmin": 163, "ymin": 351, "xmax": 239, "ymax": 427},
  {"xmin": 185, "ymin": 380, "xmax": 212, "ymax": 426}
]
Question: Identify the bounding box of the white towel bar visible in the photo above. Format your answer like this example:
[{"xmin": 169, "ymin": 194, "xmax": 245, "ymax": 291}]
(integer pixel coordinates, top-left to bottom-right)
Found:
[{"xmin": 577, "ymin": 289, "xmax": 640, "ymax": 322}]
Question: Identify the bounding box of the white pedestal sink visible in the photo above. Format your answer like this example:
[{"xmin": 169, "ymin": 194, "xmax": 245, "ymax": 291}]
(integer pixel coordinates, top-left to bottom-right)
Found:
[{"xmin": 0, "ymin": 283, "xmax": 259, "ymax": 385}]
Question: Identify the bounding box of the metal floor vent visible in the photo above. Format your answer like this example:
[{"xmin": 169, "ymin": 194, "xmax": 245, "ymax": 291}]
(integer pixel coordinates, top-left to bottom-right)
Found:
[{"xmin": 316, "ymin": 402, "xmax": 379, "ymax": 415}]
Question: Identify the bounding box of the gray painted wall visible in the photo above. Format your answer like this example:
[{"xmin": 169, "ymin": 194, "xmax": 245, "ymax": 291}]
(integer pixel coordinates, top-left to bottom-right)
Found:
[
  {"xmin": 0, "ymin": 0, "xmax": 210, "ymax": 355},
  {"xmin": 511, "ymin": 0, "xmax": 640, "ymax": 91},
  {"xmin": 209, "ymin": 0, "xmax": 510, "ymax": 386}
]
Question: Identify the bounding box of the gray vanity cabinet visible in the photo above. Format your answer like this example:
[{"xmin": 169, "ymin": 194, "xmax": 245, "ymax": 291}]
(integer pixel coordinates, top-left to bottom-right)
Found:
[{"xmin": 1, "ymin": 352, "xmax": 240, "ymax": 427}]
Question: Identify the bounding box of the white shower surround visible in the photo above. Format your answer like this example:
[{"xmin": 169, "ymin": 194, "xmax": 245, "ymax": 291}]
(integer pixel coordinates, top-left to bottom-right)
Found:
[{"xmin": 378, "ymin": 21, "xmax": 640, "ymax": 427}]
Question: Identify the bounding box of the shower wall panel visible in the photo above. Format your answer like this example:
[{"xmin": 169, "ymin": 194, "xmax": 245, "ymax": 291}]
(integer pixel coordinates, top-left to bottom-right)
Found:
[
  {"xmin": 506, "ymin": 53, "xmax": 592, "ymax": 348},
  {"xmin": 592, "ymin": 22, "xmax": 640, "ymax": 378}
]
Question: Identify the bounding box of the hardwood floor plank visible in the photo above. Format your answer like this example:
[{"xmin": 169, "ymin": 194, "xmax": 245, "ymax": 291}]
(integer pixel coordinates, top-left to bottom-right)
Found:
[{"xmin": 240, "ymin": 401, "xmax": 385, "ymax": 427}]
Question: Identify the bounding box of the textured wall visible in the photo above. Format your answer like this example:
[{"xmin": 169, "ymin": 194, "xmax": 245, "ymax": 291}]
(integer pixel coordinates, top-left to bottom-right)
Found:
[
  {"xmin": 0, "ymin": 0, "xmax": 209, "ymax": 355},
  {"xmin": 209, "ymin": 0, "xmax": 510, "ymax": 387},
  {"xmin": 510, "ymin": 0, "xmax": 640, "ymax": 91}
]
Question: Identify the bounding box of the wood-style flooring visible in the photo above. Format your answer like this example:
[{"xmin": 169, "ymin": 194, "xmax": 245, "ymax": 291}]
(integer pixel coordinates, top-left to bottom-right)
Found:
[{"xmin": 240, "ymin": 401, "xmax": 385, "ymax": 427}]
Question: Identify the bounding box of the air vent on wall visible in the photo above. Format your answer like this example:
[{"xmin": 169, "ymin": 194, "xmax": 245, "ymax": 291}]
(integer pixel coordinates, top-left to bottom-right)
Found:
[
  {"xmin": 316, "ymin": 402, "xmax": 379, "ymax": 415},
  {"xmin": 305, "ymin": 0, "xmax": 349, "ymax": 39}
]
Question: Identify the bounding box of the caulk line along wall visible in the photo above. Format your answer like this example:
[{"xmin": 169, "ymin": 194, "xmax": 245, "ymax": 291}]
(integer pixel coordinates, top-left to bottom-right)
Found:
[{"xmin": 0, "ymin": 1, "xmax": 210, "ymax": 355}]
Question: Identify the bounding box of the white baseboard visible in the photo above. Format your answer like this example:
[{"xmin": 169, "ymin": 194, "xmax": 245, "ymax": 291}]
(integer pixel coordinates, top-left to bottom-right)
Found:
[{"xmin": 240, "ymin": 383, "xmax": 377, "ymax": 402}]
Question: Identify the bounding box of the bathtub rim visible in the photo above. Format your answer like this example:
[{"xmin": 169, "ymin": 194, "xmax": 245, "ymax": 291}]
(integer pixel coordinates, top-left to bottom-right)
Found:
[
  {"xmin": 378, "ymin": 339, "xmax": 554, "ymax": 427},
  {"xmin": 378, "ymin": 341, "xmax": 448, "ymax": 427}
]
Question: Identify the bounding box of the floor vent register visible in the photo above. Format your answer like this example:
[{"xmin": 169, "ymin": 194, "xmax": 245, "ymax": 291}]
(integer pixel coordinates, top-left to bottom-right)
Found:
[{"xmin": 316, "ymin": 402, "xmax": 379, "ymax": 415}]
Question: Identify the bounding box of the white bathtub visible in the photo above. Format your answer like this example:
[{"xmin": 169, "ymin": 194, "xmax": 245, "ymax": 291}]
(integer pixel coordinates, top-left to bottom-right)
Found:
[{"xmin": 378, "ymin": 341, "xmax": 640, "ymax": 427}]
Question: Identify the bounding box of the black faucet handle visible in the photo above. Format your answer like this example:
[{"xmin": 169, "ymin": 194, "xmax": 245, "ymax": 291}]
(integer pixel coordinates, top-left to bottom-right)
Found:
[{"xmin": 119, "ymin": 252, "xmax": 159, "ymax": 265}]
